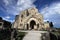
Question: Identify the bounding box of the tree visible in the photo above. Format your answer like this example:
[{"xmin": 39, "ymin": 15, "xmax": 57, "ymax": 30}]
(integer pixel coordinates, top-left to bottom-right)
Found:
[
  {"xmin": 3, "ymin": 20, "xmax": 12, "ymax": 29},
  {"xmin": 49, "ymin": 22, "xmax": 53, "ymax": 28},
  {"xmin": 0, "ymin": 17, "xmax": 2, "ymax": 20}
]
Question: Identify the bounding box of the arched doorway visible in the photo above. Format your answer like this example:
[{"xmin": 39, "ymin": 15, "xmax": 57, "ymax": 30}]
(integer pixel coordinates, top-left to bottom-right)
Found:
[{"xmin": 30, "ymin": 20, "xmax": 36, "ymax": 29}]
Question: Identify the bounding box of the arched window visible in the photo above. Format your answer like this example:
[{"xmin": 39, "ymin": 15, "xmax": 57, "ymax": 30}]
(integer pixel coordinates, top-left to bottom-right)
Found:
[
  {"xmin": 21, "ymin": 14, "xmax": 23, "ymax": 18},
  {"xmin": 21, "ymin": 14, "xmax": 23, "ymax": 22},
  {"xmin": 26, "ymin": 10, "xmax": 29, "ymax": 16},
  {"xmin": 37, "ymin": 24, "xmax": 39, "ymax": 28},
  {"xmin": 20, "ymin": 24, "xmax": 23, "ymax": 26},
  {"xmin": 21, "ymin": 20, "xmax": 22, "ymax": 22}
]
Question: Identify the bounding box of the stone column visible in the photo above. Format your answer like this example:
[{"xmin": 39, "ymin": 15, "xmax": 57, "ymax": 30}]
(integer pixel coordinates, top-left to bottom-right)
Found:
[
  {"xmin": 29, "ymin": 24, "xmax": 31, "ymax": 30},
  {"xmin": 24, "ymin": 24, "xmax": 27, "ymax": 30}
]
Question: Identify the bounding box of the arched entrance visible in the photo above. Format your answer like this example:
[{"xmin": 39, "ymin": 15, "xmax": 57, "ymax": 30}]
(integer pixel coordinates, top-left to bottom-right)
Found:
[{"xmin": 30, "ymin": 20, "xmax": 36, "ymax": 29}]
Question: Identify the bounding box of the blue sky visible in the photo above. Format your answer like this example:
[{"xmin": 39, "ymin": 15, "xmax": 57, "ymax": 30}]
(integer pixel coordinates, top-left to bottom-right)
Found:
[{"xmin": 0, "ymin": 0, "xmax": 60, "ymax": 28}]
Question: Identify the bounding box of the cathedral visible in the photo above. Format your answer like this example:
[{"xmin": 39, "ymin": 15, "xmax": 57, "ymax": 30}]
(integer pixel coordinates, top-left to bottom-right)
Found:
[{"xmin": 13, "ymin": 7, "xmax": 50, "ymax": 30}]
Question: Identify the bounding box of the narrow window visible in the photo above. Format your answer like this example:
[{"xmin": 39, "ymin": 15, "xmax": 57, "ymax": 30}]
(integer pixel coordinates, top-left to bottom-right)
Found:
[
  {"xmin": 26, "ymin": 10, "xmax": 29, "ymax": 16},
  {"xmin": 0, "ymin": 23, "xmax": 2, "ymax": 26},
  {"xmin": 21, "ymin": 15, "xmax": 23, "ymax": 18},
  {"xmin": 21, "ymin": 20, "xmax": 22, "ymax": 22},
  {"xmin": 27, "ymin": 24, "xmax": 29, "ymax": 30},
  {"xmin": 20, "ymin": 24, "xmax": 23, "ymax": 26},
  {"xmin": 37, "ymin": 24, "xmax": 39, "ymax": 28},
  {"xmin": 21, "ymin": 14, "xmax": 23, "ymax": 22}
]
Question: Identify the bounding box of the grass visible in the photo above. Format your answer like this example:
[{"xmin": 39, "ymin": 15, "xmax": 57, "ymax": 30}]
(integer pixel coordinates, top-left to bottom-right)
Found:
[{"xmin": 17, "ymin": 32, "xmax": 27, "ymax": 40}]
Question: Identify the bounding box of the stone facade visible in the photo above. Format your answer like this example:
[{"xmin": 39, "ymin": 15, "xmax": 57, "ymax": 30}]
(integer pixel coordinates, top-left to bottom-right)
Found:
[{"xmin": 13, "ymin": 7, "xmax": 50, "ymax": 30}]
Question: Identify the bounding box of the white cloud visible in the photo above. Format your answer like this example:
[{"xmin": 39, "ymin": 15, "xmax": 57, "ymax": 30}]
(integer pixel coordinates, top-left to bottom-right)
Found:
[
  {"xmin": 16, "ymin": 0, "xmax": 36, "ymax": 13},
  {"xmin": 3, "ymin": 0, "xmax": 36, "ymax": 15},
  {"xmin": 40, "ymin": 2, "xmax": 60, "ymax": 19},
  {"xmin": 3, "ymin": 0, "xmax": 9, "ymax": 5},
  {"xmin": 44, "ymin": 19, "xmax": 49, "ymax": 22},
  {"xmin": 5, "ymin": 16, "xmax": 10, "ymax": 19},
  {"xmin": 3, "ymin": 0, "xmax": 36, "ymax": 22},
  {"xmin": 2, "ymin": 16, "xmax": 14, "ymax": 22},
  {"xmin": 40, "ymin": 2, "xmax": 60, "ymax": 27}
]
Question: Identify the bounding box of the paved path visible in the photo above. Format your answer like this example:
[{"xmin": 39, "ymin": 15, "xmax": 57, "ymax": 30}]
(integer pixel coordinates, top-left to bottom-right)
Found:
[{"xmin": 22, "ymin": 31, "xmax": 49, "ymax": 40}]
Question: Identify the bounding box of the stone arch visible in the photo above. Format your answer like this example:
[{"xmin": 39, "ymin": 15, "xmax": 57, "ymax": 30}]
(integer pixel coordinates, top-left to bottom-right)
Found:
[
  {"xmin": 27, "ymin": 18, "xmax": 40, "ymax": 30},
  {"xmin": 27, "ymin": 18, "xmax": 39, "ymax": 24}
]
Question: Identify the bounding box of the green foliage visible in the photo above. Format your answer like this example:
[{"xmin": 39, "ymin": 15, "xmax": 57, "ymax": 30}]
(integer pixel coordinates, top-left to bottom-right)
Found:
[
  {"xmin": 52, "ymin": 31, "xmax": 60, "ymax": 36},
  {"xmin": 49, "ymin": 22, "xmax": 53, "ymax": 28},
  {"xmin": 0, "ymin": 23, "xmax": 2, "ymax": 26},
  {"xmin": 0, "ymin": 29, "xmax": 11, "ymax": 40},
  {"xmin": 0, "ymin": 17, "xmax": 2, "ymax": 20},
  {"xmin": 17, "ymin": 32, "xmax": 27, "ymax": 40}
]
